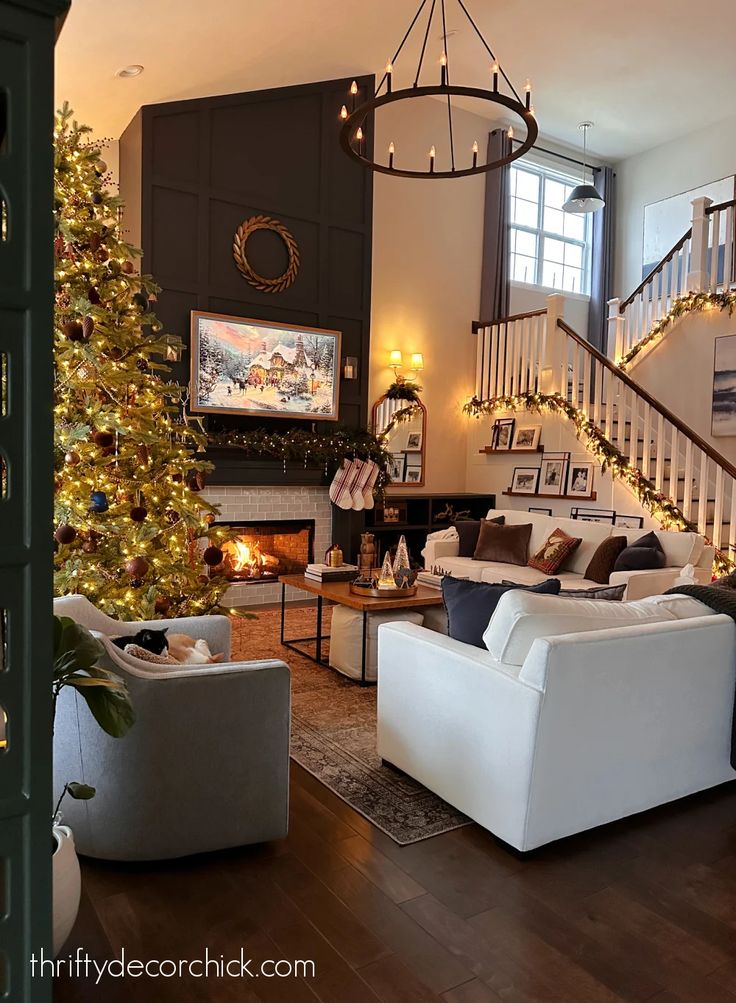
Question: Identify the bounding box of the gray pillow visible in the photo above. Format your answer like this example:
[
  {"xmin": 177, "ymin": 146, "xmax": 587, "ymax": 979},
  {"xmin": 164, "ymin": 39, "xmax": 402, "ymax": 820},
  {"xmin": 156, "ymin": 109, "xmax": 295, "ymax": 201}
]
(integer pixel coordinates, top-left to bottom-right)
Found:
[{"xmin": 503, "ymin": 580, "xmax": 626, "ymax": 601}]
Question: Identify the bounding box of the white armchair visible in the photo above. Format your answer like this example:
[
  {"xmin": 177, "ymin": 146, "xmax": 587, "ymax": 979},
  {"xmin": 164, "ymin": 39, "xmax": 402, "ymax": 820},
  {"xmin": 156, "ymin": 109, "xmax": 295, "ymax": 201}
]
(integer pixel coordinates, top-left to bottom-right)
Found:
[{"xmin": 53, "ymin": 595, "xmax": 290, "ymax": 861}]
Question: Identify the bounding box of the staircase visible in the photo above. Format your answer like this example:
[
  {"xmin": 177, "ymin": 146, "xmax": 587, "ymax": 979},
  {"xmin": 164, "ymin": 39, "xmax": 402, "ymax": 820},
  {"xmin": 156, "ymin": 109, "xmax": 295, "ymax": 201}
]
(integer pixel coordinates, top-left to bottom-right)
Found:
[
  {"xmin": 472, "ymin": 299, "xmax": 736, "ymax": 571},
  {"xmin": 609, "ymin": 195, "xmax": 736, "ymax": 366}
]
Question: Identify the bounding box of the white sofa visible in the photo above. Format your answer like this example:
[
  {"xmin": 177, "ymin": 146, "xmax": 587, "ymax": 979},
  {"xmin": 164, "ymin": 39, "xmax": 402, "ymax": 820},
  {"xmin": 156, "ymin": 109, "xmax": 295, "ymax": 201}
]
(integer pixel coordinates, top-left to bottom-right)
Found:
[
  {"xmin": 422, "ymin": 508, "xmax": 714, "ymax": 599},
  {"xmin": 377, "ymin": 590, "xmax": 736, "ymax": 852}
]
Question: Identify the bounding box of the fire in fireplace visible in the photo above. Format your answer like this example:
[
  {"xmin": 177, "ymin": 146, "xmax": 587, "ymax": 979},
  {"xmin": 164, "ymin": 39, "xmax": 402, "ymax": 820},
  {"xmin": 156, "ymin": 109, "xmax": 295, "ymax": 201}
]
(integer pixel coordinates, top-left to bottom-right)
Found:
[{"xmin": 210, "ymin": 520, "xmax": 315, "ymax": 583}]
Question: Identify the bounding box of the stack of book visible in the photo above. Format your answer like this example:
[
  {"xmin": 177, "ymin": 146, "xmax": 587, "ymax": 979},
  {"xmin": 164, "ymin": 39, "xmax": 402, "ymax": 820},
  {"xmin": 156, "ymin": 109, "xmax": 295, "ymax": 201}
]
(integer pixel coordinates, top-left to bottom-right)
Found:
[{"xmin": 304, "ymin": 563, "xmax": 359, "ymax": 583}]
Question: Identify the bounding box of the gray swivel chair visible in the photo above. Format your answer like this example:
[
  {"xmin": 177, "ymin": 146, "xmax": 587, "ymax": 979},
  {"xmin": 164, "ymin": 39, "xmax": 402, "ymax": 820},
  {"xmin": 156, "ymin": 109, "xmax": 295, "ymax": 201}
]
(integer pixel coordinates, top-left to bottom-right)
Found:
[{"xmin": 53, "ymin": 595, "xmax": 290, "ymax": 860}]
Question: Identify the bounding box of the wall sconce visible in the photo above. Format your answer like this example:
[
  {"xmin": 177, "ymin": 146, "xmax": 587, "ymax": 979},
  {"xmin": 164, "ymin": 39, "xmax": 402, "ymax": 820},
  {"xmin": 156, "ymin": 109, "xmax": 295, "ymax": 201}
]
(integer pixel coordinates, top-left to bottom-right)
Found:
[
  {"xmin": 388, "ymin": 349, "xmax": 425, "ymax": 380},
  {"xmin": 342, "ymin": 356, "xmax": 358, "ymax": 380}
]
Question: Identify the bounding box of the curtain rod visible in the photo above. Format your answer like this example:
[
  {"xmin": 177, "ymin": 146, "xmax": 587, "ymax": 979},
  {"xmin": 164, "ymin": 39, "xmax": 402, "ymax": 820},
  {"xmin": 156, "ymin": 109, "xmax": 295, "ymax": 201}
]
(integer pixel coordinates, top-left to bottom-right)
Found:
[{"xmin": 509, "ymin": 137, "xmax": 601, "ymax": 174}]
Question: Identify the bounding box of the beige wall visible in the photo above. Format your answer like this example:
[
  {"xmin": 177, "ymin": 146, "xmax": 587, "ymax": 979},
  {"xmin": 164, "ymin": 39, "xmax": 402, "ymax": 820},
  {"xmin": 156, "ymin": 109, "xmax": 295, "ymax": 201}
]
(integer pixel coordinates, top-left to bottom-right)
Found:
[
  {"xmin": 628, "ymin": 308, "xmax": 736, "ymax": 466},
  {"xmin": 371, "ymin": 98, "xmax": 488, "ymax": 494}
]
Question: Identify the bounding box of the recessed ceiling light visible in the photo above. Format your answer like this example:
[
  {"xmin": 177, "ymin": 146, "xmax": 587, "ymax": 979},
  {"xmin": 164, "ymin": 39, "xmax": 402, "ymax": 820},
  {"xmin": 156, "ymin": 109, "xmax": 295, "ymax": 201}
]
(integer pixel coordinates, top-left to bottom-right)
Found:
[{"xmin": 116, "ymin": 65, "xmax": 144, "ymax": 79}]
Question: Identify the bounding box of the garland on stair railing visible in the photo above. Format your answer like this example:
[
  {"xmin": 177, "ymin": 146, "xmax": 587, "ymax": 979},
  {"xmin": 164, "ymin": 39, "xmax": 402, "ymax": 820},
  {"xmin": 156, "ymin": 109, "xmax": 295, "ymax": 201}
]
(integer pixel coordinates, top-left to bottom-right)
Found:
[
  {"xmin": 464, "ymin": 391, "xmax": 734, "ymax": 575},
  {"xmin": 618, "ymin": 290, "xmax": 736, "ymax": 370}
]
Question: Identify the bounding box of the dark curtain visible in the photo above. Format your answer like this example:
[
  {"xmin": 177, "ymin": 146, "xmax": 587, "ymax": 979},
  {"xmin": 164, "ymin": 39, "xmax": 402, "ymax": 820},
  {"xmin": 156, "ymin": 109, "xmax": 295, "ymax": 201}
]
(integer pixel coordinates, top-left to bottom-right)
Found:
[
  {"xmin": 588, "ymin": 166, "xmax": 616, "ymax": 351},
  {"xmin": 479, "ymin": 128, "xmax": 511, "ymax": 323}
]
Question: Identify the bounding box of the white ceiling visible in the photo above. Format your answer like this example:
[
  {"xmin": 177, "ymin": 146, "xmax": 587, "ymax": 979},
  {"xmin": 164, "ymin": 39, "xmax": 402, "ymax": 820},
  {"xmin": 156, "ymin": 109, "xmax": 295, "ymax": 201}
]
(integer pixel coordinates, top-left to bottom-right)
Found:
[{"xmin": 55, "ymin": 0, "xmax": 736, "ymax": 161}]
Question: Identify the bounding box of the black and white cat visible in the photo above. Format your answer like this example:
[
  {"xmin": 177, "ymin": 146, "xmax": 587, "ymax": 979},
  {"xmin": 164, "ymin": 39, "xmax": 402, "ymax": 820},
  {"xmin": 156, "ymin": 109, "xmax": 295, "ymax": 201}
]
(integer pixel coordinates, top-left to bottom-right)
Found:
[{"xmin": 111, "ymin": 627, "xmax": 168, "ymax": 655}]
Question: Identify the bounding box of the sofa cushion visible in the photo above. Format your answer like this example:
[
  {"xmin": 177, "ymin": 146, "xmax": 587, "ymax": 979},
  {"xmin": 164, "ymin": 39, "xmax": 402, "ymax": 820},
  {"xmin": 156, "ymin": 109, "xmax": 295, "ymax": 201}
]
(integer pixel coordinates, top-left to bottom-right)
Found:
[
  {"xmin": 584, "ymin": 535, "xmax": 628, "ymax": 583},
  {"xmin": 483, "ymin": 591, "xmax": 678, "ymax": 666},
  {"xmin": 529, "ymin": 527, "xmax": 582, "ymax": 574},
  {"xmin": 473, "ymin": 521, "xmax": 532, "ymax": 565},
  {"xmin": 456, "ymin": 516, "xmax": 504, "ymax": 557},
  {"xmin": 623, "ymin": 529, "xmax": 704, "ymax": 568},
  {"xmin": 558, "ymin": 520, "xmax": 614, "ymax": 575},
  {"xmin": 498, "ymin": 571, "xmax": 606, "ymax": 590},
  {"xmin": 431, "ymin": 556, "xmax": 486, "ymax": 581},
  {"xmin": 442, "ymin": 576, "xmax": 562, "ymax": 649},
  {"xmin": 615, "ymin": 531, "xmax": 666, "ymax": 573},
  {"xmin": 559, "ymin": 583, "xmax": 626, "ymax": 600},
  {"xmin": 640, "ymin": 594, "xmax": 718, "ymax": 619}
]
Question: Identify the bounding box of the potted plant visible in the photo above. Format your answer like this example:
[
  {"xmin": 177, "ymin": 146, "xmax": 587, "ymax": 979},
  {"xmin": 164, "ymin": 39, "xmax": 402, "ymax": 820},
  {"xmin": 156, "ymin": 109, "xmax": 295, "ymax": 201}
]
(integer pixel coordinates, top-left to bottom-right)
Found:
[{"xmin": 52, "ymin": 615, "xmax": 135, "ymax": 954}]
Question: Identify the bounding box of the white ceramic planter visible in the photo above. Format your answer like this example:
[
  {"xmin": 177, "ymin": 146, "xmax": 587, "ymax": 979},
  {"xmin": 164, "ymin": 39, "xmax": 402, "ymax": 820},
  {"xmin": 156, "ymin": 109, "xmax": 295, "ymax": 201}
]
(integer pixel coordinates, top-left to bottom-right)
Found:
[{"xmin": 52, "ymin": 824, "xmax": 81, "ymax": 956}]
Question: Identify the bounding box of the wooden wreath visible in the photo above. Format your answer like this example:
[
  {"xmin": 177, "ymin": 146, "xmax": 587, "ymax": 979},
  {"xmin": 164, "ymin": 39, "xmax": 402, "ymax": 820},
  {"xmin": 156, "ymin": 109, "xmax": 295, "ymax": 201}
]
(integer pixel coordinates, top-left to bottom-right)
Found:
[{"xmin": 232, "ymin": 215, "xmax": 300, "ymax": 294}]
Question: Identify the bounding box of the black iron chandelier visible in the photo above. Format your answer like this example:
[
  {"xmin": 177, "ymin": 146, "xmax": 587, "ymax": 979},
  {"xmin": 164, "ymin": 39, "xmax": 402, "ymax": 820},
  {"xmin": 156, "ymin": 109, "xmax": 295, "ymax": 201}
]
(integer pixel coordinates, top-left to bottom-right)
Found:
[{"xmin": 338, "ymin": 0, "xmax": 538, "ymax": 179}]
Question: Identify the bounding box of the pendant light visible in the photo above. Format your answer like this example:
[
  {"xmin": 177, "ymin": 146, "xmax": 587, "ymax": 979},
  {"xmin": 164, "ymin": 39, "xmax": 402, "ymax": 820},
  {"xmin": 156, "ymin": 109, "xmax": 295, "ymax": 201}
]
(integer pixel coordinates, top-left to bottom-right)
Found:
[{"xmin": 562, "ymin": 122, "xmax": 604, "ymax": 214}]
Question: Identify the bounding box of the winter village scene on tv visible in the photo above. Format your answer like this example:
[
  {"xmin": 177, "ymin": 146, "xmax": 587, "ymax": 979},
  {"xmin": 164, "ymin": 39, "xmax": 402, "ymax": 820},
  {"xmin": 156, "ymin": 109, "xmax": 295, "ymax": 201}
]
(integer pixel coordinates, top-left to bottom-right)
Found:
[{"xmin": 194, "ymin": 315, "xmax": 339, "ymax": 418}]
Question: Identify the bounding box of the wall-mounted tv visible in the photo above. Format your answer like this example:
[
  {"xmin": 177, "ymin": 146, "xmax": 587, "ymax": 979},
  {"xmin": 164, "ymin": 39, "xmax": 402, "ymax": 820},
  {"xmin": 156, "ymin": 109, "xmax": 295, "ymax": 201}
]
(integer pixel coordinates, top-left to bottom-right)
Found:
[{"xmin": 190, "ymin": 311, "xmax": 342, "ymax": 421}]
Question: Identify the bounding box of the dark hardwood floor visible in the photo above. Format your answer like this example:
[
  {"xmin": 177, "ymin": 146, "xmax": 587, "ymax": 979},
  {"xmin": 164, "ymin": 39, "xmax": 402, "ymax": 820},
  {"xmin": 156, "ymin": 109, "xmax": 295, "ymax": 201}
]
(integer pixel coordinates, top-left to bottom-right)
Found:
[{"xmin": 53, "ymin": 764, "xmax": 736, "ymax": 1002}]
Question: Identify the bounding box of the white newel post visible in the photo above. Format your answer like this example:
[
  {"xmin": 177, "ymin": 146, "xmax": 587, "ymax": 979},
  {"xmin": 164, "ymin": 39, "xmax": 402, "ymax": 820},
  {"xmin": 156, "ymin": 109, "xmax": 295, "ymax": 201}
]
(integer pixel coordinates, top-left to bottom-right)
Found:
[
  {"xmin": 540, "ymin": 293, "xmax": 566, "ymax": 395},
  {"xmin": 607, "ymin": 297, "xmax": 625, "ymax": 361},
  {"xmin": 687, "ymin": 196, "xmax": 713, "ymax": 292}
]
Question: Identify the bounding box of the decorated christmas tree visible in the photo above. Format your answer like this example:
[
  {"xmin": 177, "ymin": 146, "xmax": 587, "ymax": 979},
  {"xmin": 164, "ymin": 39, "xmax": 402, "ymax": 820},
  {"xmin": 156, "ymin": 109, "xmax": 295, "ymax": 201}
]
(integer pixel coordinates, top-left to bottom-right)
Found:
[{"xmin": 53, "ymin": 104, "xmax": 233, "ymax": 620}]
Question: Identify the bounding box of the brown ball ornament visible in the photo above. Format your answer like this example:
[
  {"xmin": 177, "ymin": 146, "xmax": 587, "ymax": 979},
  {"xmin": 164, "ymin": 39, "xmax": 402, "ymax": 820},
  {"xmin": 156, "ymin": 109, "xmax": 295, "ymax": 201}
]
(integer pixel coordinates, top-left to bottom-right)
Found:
[
  {"xmin": 203, "ymin": 512, "xmax": 216, "ymax": 524},
  {"xmin": 125, "ymin": 556, "xmax": 149, "ymax": 579},
  {"xmin": 154, "ymin": 596, "xmax": 171, "ymax": 615},
  {"xmin": 82, "ymin": 539, "xmax": 97, "ymax": 553},
  {"xmin": 55, "ymin": 524, "xmax": 77, "ymax": 545},
  {"xmin": 63, "ymin": 321, "xmax": 84, "ymax": 342},
  {"xmin": 165, "ymin": 509, "xmax": 180, "ymax": 524},
  {"xmin": 64, "ymin": 450, "xmax": 81, "ymax": 466},
  {"xmin": 203, "ymin": 545, "xmax": 224, "ymax": 567},
  {"xmin": 130, "ymin": 506, "xmax": 148, "ymax": 522},
  {"xmin": 92, "ymin": 430, "xmax": 114, "ymax": 449},
  {"xmin": 122, "ymin": 260, "xmax": 135, "ymax": 274}
]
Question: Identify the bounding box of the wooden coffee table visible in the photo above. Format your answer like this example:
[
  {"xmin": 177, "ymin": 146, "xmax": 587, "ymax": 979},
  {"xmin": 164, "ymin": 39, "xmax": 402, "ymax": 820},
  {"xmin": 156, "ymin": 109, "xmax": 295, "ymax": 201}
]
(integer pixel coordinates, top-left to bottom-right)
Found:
[{"xmin": 279, "ymin": 574, "xmax": 444, "ymax": 685}]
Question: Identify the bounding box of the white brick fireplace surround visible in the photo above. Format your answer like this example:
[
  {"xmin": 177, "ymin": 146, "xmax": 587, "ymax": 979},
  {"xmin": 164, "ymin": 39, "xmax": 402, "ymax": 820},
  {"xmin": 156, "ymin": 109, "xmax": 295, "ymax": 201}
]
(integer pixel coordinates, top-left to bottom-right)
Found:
[{"xmin": 202, "ymin": 486, "xmax": 333, "ymax": 607}]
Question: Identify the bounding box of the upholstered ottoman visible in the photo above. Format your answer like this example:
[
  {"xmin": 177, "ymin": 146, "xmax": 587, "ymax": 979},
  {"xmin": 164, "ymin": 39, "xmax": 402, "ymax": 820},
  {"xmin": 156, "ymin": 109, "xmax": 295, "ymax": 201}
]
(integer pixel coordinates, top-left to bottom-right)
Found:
[{"xmin": 329, "ymin": 605, "xmax": 425, "ymax": 682}]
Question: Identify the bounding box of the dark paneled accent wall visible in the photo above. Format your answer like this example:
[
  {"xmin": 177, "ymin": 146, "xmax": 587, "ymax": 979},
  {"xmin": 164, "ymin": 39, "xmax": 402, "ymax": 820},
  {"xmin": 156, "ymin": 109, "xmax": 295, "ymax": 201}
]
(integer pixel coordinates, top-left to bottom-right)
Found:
[{"xmin": 118, "ymin": 76, "xmax": 374, "ymax": 455}]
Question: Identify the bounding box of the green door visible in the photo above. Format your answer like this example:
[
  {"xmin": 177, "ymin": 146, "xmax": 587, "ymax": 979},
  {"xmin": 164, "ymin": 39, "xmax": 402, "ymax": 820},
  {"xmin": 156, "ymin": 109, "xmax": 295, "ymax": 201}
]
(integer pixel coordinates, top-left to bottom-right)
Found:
[{"xmin": 0, "ymin": 1, "xmax": 69, "ymax": 999}]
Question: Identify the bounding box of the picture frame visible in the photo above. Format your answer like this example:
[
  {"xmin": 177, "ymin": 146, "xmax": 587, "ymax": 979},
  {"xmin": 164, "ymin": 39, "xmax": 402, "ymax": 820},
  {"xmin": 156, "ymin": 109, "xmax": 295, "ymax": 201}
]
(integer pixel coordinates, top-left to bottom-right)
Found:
[
  {"xmin": 712, "ymin": 334, "xmax": 736, "ymax": 437},
  {"xmin": 528, "ymin": 506, "xmax": 553, "ymax": 516},
  {"xmin": 406, "ymin": 468, "xmax": 422, "ymax": 484},
  {"xmin": 491, "ymin": 417, "xmax": 515, "ymax": 451},
  {"xmin": 405, "ymin": 431, "xmax": 423, "ymax": 451},
  {"xmin": 388, "ymin": 453, "xmax": 406, "ymax": 481},
  {"xmin": 567, "ymin": 462, "xmax": 595, "ymax": 498},
  {"xmin": 511, "ymin": 466, "xmax": 541, "ymax": 495},
  {"xmin": 571, "ymin": 507, "xmax": 616, "ymax": 524},
  {"xmin": 376, "ymin": 501, "xmax": 407, "ymax": 525},
  {"xmin": 539, "ymin": 451, "xmax": 570, "ymax": 496},
  {"xmin": 615, "ymin": 514, "xmax": 645, "ymax": 530},
  {"xmin": 511, "ymin": 424, "xmax": 542, "ymax": 451},
  {"xmin": 190, "ymin": 310, "xmax": 342, "ymax": 421}
]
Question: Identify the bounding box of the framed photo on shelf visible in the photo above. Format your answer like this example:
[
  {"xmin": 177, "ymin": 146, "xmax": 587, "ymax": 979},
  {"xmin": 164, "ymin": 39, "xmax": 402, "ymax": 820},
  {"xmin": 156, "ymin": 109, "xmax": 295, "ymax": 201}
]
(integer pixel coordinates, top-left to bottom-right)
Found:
[
  {"xmin": 406, "ymin": 467, "xmax": 423, "ymax": 484},
  {"xmin": 511, "ymin": 466, "xmax": 541, "ymax": 495},
  {"xmin": 539, "ymin": 452, "xmax": 570, "ymax": 496},
  {"xmin": 404, "ymin": 451, "xmax": 423, "ymax": 486},
  {"xmin": 511, "ymin": 424, "xmax": 542, "ymax": 451},
  {"xmin": 376, "ymin": 501, "xmax": 407, "ymax": 525},
  {"xmin": 491, "ymin": 417, "xmax": 515, "ymax": 450},
  {"xmin": 388, "ymin": 453, "xmax": 406, "ymax": 481},
  {"xmin": 529, "ymin": 506, "xmax": 553, "ymax": 516},
  {"xmin": 570, "ymin": 507, "xmax": 616, "ymax": 524},
  {"xmin": 567, "ymin": 462, "xmax": 595, "ymax": 498},
  {"xmin": 615, "ymin": 513, "xmax": 645, "ymax": 529},
  {"xmin": 405, "ymin": 431, "xmax": 423, "ymax": 451}
]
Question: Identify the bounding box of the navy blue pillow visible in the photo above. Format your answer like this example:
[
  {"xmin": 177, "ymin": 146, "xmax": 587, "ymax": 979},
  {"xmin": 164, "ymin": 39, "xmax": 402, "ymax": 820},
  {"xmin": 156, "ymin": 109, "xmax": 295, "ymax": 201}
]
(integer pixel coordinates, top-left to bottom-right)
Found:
[
  {"xmin": 613, "ymin": 530, "xmax": 666, "ymax": 573},
  {"xmin": 441, "ymin": 576, "xmax": 562, "ymax": 649}
]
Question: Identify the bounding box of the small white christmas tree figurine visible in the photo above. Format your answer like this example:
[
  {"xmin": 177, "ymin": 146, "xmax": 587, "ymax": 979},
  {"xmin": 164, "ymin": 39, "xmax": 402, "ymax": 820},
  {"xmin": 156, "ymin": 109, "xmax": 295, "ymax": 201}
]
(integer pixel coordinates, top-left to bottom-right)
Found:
[
  {"xmin": 376, "ymin": 551, "xmax": 397, "ymax": 590},
  {"xmin": 392, "ymin": 534, "xmax": 411, "ymax": 575}
]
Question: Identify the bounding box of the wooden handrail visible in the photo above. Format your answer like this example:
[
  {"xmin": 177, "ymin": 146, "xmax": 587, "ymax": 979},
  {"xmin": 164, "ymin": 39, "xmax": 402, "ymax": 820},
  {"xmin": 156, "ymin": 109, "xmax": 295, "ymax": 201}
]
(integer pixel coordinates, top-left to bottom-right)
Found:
[
  {"xmin": 472, "ymin": 308, "xmax": 546, "ymax": 333},
  {"xmin": 556, "ymin": 318, "xmax": 736, "ymax": 481},
  {"xmin": 705, "ymin": 197, "xmax": 736, "ymax": 216},
  {"xmin": 619, "ymin": 228, "xmax": 692, "ymax": 312}
]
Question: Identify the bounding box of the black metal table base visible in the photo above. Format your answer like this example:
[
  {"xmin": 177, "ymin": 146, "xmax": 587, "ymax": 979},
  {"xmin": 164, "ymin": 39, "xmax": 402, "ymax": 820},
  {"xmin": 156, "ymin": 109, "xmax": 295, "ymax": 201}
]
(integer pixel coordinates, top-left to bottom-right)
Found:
[{"xmin": 280, "ymin": 583, "xmax": 372, "ymax": 685}]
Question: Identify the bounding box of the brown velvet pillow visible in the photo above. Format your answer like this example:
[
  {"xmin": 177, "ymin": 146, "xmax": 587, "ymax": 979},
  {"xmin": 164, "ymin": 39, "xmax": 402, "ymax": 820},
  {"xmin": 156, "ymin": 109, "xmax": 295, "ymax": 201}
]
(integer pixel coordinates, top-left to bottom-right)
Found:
[
  {"xmin": 584, "ymin": 535, "xmax": 628, "ymax": 584},
  {"xmin": 473, "ymin": 521, "xmax": 532, "ymax": 565}
]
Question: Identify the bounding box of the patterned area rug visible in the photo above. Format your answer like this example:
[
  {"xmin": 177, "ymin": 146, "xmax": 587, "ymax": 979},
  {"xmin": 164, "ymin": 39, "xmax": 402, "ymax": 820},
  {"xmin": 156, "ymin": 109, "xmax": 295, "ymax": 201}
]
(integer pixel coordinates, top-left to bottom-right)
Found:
[{"xmin": 231, "ymin": 606, "xmax": 470, "ymax": 845}]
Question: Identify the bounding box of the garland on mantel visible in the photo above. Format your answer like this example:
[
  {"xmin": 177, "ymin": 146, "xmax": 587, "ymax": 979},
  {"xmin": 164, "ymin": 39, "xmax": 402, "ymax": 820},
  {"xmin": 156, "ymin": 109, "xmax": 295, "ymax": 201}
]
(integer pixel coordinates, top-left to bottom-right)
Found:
[
  {"xmin": 464, "ymin": 390, "xmax": 734, "ymax": 575},
  {"xmin": 208, "ymin": 427, "xmax": 392, "ymax": 476},
  {"xmin": 618, "ymin": 290, "xmax": 736, "ymax": 369}
]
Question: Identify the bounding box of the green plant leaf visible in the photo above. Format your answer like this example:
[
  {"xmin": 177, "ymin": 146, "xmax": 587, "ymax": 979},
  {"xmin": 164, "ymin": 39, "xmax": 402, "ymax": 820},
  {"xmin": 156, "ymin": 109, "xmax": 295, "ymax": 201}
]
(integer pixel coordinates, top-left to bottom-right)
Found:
[
  {"xmin": 67, "ymin": 782, "xmax": 96, "ymax": 800},
  {"xmin": 76, "ymin": 685, "xmax": 135, "ymax": 737},
  {"xmin": 54, "ymin": 615, "xmax": 105, "ymax": 671}
]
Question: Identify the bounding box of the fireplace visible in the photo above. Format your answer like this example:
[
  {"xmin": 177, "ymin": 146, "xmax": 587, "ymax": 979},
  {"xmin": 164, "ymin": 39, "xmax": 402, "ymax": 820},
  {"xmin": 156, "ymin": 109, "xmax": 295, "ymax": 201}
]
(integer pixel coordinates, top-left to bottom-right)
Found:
[{"xmin": 211, "ymin": 520, "xmax": 315, "ymax": 584}]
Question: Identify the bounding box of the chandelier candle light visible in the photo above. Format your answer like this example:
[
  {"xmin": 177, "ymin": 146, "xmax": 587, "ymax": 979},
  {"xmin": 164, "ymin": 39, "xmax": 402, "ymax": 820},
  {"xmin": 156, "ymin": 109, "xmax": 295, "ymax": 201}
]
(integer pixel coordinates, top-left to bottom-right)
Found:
[{"xmin": 338, "ymin": 0, "xmax": 539, "ymax": 179}]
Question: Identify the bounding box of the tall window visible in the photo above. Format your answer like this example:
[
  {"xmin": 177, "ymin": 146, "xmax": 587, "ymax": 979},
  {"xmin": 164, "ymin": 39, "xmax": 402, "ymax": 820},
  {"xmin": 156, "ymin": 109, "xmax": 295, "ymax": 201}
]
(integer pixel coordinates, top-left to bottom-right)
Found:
[{"xmin": 509, "ymin": 162, "xmax": 591, "ymax": 295}]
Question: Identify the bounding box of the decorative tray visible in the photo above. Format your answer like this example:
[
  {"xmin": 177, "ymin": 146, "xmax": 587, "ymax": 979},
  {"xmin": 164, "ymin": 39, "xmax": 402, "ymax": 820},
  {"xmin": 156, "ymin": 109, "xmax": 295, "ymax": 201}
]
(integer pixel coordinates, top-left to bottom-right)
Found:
[{"xmin": 349, "ymin": 582, "xmax": 418, "ymax": 599}]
